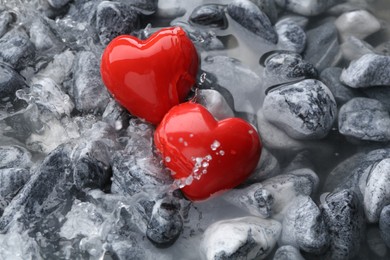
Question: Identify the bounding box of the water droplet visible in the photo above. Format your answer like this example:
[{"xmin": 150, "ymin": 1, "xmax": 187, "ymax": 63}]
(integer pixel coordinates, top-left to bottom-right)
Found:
[
  {"xmin": 184, "ymin": 141, "xmax": 188, "ymax": 147},
  {"xmin": 202, "ymin": 162, "xmax": 209, "ymax": 168},
  {"xmin": 189, "ymin": 133, "xmax": 194, "ymax": 138},
  {"xmin": 165, "ymin": 156, "xmax": 171, "ymax": 163},
  {"xmin": 171, "ymin": 171, "xmax": 176, "ymax": 176},
  {"xmin": 115, "ymin": 120, "xmax": 123, "ymax": 130},
  {"xmin": 211, "ymin": 140, "xmax": 221, "ymax": 151},
  {"xmin": 220, "ymin": 150, "xmax": 225, "ymax": 156},
  {"xmin": 202, "ymin": 169, "xmax": 207, "ymax": 174},
  {"xmin": 179, "ymin": 137, "xmax": 184, "ymax": 143},
  {"xmin": 185, "ymin": 176, "xmax": 193, "ymax": 185},
  {"xmin": 206, "ymin": 155, "xmax": 212, "ymax": 161},
  {"xmin": 248, "ymin": 130, "xmax": 254, "ymax": 134}
]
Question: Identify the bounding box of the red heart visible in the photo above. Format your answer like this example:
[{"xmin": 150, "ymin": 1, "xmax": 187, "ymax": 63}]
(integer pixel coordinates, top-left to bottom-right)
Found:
[
  {"xmin": 154, "ymin": 102, "xmax": 262, "ymax": 201},
  {"xmin": 100, "ymin": 27, "xmax": 199, "ymax": 125}
]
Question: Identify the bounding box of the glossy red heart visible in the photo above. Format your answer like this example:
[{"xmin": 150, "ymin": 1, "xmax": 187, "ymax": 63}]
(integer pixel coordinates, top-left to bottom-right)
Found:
[
  {"xmin": 154, "ymin": 102, "xmax": 262, "ymax": 201},
  {"xmin": 100, "ymin": 27, "xmax": 199, "ymax": 125}
]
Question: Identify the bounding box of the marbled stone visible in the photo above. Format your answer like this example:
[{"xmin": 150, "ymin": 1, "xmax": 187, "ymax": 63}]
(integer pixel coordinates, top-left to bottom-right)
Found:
[
  {"xmin": 379, "ymin": 205, "xmax": 390, "ymax": 248},
  {"xmin": 227, "ymin": 0, "xmax": 277, "ymax": 44},
  {"xmin": 0, "ymin": 145, "xmax": 32, "ymax": 170},
  {"xmin": 47, "ymin": 0, "xmax": 71, "ymax": 9},
  {"xmin": 200, "ymin": 217, "xmax": 281, "ymax": 260},
  {"xmin": 366, "ymin": 226, "xmax": 388, "ymax": 257},
  {"xmin": 189, "ymin": 4, "xmax": 227, "ymax": 29},
  {"xmin": 321, "ymin": 189, "xmax": 365, "ymax": 260},
  {"xmin": 273, "ymin": 245, "xmax": 305, "ymax": 260},
  {"xmin": 197, "ymin": 89, "xmax": 234, "ymax": 121},
  {"xmin": 335, "ymin": 9, "xmax": 381, "ymax": 42},
  {"xmin": 263, "ymin": 79, "xmax": 337, "ymax": 140},
  {"xmin": 0, "ymin": 9, "xmax": 14, "ymax": 38},
  {"xmin": 363, "ymin": 86, "xmax": 390, "ymax": 112},
  {"xmin": 340, "ymin": 54, "xmax": 390, "ymax": 88},
  {"xmin": 0, "ymin": 63, "xmax": 26, "ymax": 106},
  {"xmin": 341, "ymin": 36, "xmax": 375, "ymax": 61},
  {"xmin": 275, "ymin": 0, "xmax": 342, "ymax": 16},
  {"xmin": 102, "ymin": 99, "xmax": 130, "ymax": 131},
  {"xmin": 304, "ymin": 21, "xmax": 340, "ymax": 72},
  {"xmin": 246, "ymin": 148, "xmax": 280, "ymax": 183},
  {"xmin": 338, "ymin": 98, "xmax": 390, "ymax": 142},
  {"xmin": 249, "ymin": 0, "xmax": 278, "ymax": 24},
  {"xmin": 275, "ymin": 20, "xmax": 306, "ymax": 53},
  {"xmin": 280, "ymin": 196, "xmax": 329, "ymax": 254}
]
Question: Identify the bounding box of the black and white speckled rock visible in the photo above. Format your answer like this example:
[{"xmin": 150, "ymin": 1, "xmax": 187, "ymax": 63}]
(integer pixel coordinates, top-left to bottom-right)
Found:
[
  {"xmin": 335, "ymin": 10, "xmax": 381, "ymax": 42},
  {"xmin": 95, "ymin": 1, "xmax": 140, "ymax": 46},
  {"xmin": 0, "ymin": 29, "xmax": 35, "ymax": 71},
  {"xmin": 341, "ymin": 36, "xmax": 375, "ymax": 62},
  {"xmin": 275, "ymin": 20, "xmax": 306, "ymax": 53},
  {"xmin": 72, "ymin": 51, "xmax": 110, "ymax": 114},
  {"xmin": 246, "ymin": 148, "xmax": 280, "ymax": 183},
  {"xmin": 189, "ymin": 4, "xmax": 227, "ymax": 29},
  {"xmin": 102, "ymin": 99, "xmax": 130, "ymax": 131},
  {"xmin": 0, "ymin": 168, "xmax": 29, "ymax": 216},
  {"xmin": 338, "ymin": 98, "xmax": 390, "ymax": 142},
  {"xmin": 200, "ymin": 217, "xmax": 281, "ymax": 260},
  {"xmin": 146, "ymin": 197, "xmax": 183, "ymax": 247},
  {"xmin": 29, "ymin": 17, "xmax": 64, "ymax": 53},
  {"xmin": 249, "ymin": 0, "xmax": 278, "ymax": 24},
  {"xmin": 227, "ymin": 0, "xmax": 277, "ymax": 44},
  {"xmin": 273, "ymin": 245, "xmax": 305, "ymax": 260},
  {"xmin": 379, "ymin": 205, "xmax": 390, "ymax": 248},
  {"xmin": 0, "ymin": 145, "xmax": 32, "ymax": 170},
  {"xmin": 263, "ymin": 52, "xmax": 317, "ymax": 89},
  {"xmin": 304, "ymin": 21, "xmax": 340, "ymax": 72},
  {"xmin": 340, "ymin": 54, "xmax": 390, "ymax": 88},
  {"xmin": 280, "ymin": 195, "xmax": 329, "ymax": 254},
  {"xmin": 263, "ymin": 79, "xmax": 337, "ymax": 140},
  {"xmin": 197, "ymin": 89, "xmax": 234, "ymax": 121},
  {"xmin": 362, "ymin": 158, "xmax": 390, "ymax": 223},
  {"xmin": 321, "ymin": 189, "xmax": 365, "ymax": 260},
  {"xmin": 47, "ymin": 0, "xmax": 71, "ymax": 9},
  {"xmin": 275, "ymin": 0, "xmax": 341, "ymax": 16},
  {"xmin": 222, "ymin": 183, "xmax": 274, "ymax": 218},
  {"xmin": 0, "ymin": 63, "xmax": 26, "ymax": 107},
  {"xmin": 319, "ymin": 67, "xmax": 362, "ymax": 106}
]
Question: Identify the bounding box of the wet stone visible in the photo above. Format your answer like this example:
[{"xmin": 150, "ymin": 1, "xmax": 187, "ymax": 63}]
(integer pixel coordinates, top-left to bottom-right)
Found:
[
  {"xmin": 227, "ymin": 0, "xmax": 277, "ymax": 44},
  {"xmin": 335, "ymin": 9, "xmax": 381, "ymax": 42},
  {"xmin": 196, "ymin": 89, "xmax": 234, "ymax": 121},
  {"xmin": 366, "ymin": 226, "xmax": 388, "ymax": 258},
  {"xmin": 47, "ymin": 0, "xmax": 71, "ymax": 9},
  {"xmin": 29, "ymin": 17, "xmax": 63, "ymax": 53},
  {"xmin": 102, "ymin": 99, "xmax": 130, "ymax": 131},
  {"xmin": 273, "ymin": 245, "xmax": 305, "ymax": 260},
  {"xmin": 340, "ymin": 54, "xmax": 390, "ymax": 88},
  {"xmin": 249, "ymin": 0, "xmax": 278, "ymax": 24},
  {"xmin": 246, "ymin": 148, "xmax": 280, "ymax": 183},
  {"xmin": 0, "ymin": 9, "xmax": 14, "ymax": 38},
  {"xmin": 0, "ymin": 30, "xmax": 35, "ymax": 71},
  {"xmin": 341, "ymin": 36, "xmax": 375, "ymax": 62},
  {"xmin": 280, "ymin": 196, "xmax": 329, "ymax": 254},
  {"xmin": 275, "ymin": 20, "xmax": 306, "ymax": 53},
  {"xmin": 189, "ymin": 4, "xmax": 227, "ymax": 29},
  {"xmin": 0, "ymin": 145, "xmax": 32, "ymax": 170},
  {"xmin": 146, "ymin": 197, "xmax": 183, "ymax": 247},
  {"xmin": 95, "ymin": 1, "xmax": 141, "ymax": 46},
  {"xmin": 363, "ymin": 158, "xmax": 390, "ymax": 223},
  {"xmin": 200, "ymin": 217, "xmax": 281, "ymax": 260},
  {"xmin": 321, "ymin": 189, "xmax": 365, "ymax": 260},
  {"xmin": 0, "ymin": 63, "xmax": 26, "ymax": 107},
  {"xmin": 275, "ymin": 0, "xmax": 341, "ymax": 16},
  {"xmin": 319, "ymin": 67, "xmax": 362, "ymax": 106},
  {"xmin": 72, "ymin": 51, "xmax": 110, "ymax": 114},
  {"xmin": 263, "ymin": 79, "xmax": 337, "ymax": 140},
  {"xmin": 363, "ymin": 86, "xmax": 390, "ymax": 112},
  {"xmin": 379, "ymin": 205, "xmax": 390, "ymax": 248},
  {"xmin": 304, "ymin": 21, "xmax": 340, "ymax": 72},
  {"xmin": 338, "ymin": 98, "xmax": 390, "ymax": 142}
]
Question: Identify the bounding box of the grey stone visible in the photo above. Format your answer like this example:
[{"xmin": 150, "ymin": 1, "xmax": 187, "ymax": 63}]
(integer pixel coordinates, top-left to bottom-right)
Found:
[
  {"xmin": 246, "ymin": 148, "xmax": 280, "ymax": 183},
  {"xmin": 72, "ymin": 51, "xmax": 110, "ymax": 114},
  {"xmin": 275, "ymin": 20, "xmax": 306, "ymax": 53},
  {"xmin": 197, "ymin": 89, "xmax": 234, "ymax": 121},
  {"xmin": 29, "ymin": 17, "xmax": 63, "ymax": 53},
  {"xmin": 263, "ymin": 79, "xmax": 337, "ymax": 140},
  {"xmin": 363, "ymin": 86, "xmax": 390, "ymax": 111},
  {"xmin": 304, "ymin": 21, "xmax": 340, "ymax": 72},
  {"xmin": 273, "ymin": 245, "xmax": 304, "ymax": 260},
  {"xmin": 280, "ymin": 196, "xmax": 329, "ymax": 254},
  {"xmin": 340, "ymin": 54, "xmax": 390, "ymax": 88},
  {"xmin": 338, "ymin": 98, "xmax": 390, "ymax": 142},
  {"xmin": 95, "ymin": 1, "xmax": 140, "ymax": 46},
  {"xmin": 341, "ymin": 36, "xmax": 375, "ymax": 61},
  {"xmin": 275, "ymin": 0, "xmax": 342, "ymax": 16},
  {"xmin": 335, "ymin": 10, "xmax": 381, "ymax": 42},
  {"xmin": 366, "ymin": 226, "xmax": 388, "ymax": 257},
  {"xmin": 319, "ymin": 67, "xmax": 362, "ymax": 106},
  {"xmin": 249, "ymin": 0, "xmax": 278, "ymax": 24},
  {"xmin": 102, "ymin": 99, "xmax": 130, "ymax": 131},
  {"xmin": 363, "ymin": 158, "xmax": 390, "ymax": 223},
  {"xmin": 379, "ymin": 205, "xmax": 390, "ymax": 248},
  {"xmin": 189, "ymin": 4, "xmax": 227, "ymax": 29},
  {"xmin": 0, "ymin": 63, "xmax": 26, "ymax": 106},
  {"xmin": 0, "ymin": 145, "xmax": 32, "ymax": 169},
  {"xmin": 376, "ymin": 41, "xmax": 390, "ymax": 56},
  {"xmin": 321, "ymin": 189, "xmax": 365, "ymax": 260},
  {"xmin": 47, "ymin": 0, "xmax": 71, "ymax": 9},
  {"xmin": 227, "ymin": 0, "xmax": 277, "ymax": 44},
  {"xmin": 0, "ymin": 9, "xmax": 14, "ymax": 38},
  {"xmin": 200, "ymin": 217, "xmax": 281, "ymax": 260},
  {"xmin": 0, "ymin": 30, "xmax": 35, "ymax": 71},
  {"xmin": 278, "ymin": 15, "xmax": 309, "ymax": 29}
]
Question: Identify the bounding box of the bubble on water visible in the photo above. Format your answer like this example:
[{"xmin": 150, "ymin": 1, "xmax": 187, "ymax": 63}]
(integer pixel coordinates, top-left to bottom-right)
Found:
[
  {"xmin": 165, "ymin": 156, "xmax": 171, "ymax": 163},
  {"xmin": 219, "ymin": 150, "xmax": 225, "ymax": 156},
  {"xmin": 211, "ymin": 140, "xmax": 221, "ymax": 151}
]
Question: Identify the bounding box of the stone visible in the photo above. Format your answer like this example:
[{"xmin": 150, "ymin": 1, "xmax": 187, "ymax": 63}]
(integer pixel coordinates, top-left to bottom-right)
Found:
[
  {"xmin": 95, "ymin": 1, "xmax": 140, "ymax": 46},
  {"xmin": 47, "ymin": 0, "xmax": 71, "ymax": 9},
  {"xmin": 102, "ymin": 99, "xmax": 130, "ymax": 131},
  {"xmin": 196, "ymin": 89, "xmax": 234, "ymax": 121},
  {"xmin": 379, "ymin": 205, "xmax": 390, "ymax": 248},
  {"xmin": 29, "ymin": 17, "xmax": 63, "ymax": 53},
  {"xmin": 246, "ymin": 148, "xmax": 280, "ymax": 183},
  {"xmin": 341, "ymin": 36, "xmax": 375, "ymax": 61},
  {"xmin": 0, "ymin": 63, "xmax": 26, "ymax": 107},
  {"xmin": 275, "ymin": 20, "xmax": 307, "ymax": 53},
  {"xmin": 363, "ymin": 158, "xmax": 390, "ymax": 223},
  {"xmin": 335, "ymin": 10, "xmax": 381, "ymax": 42},
  {"xmin": 189, "ymin": 4, "xmax": 227, "ymax": 29},
  {"xmin": 0, "ymin": 145, "xmax": 32, "ymax": 170},
  {"xmin": 363, "ymin": 86, "xmax": 390, "ymax": 112},
  {"xmin": 319, "ymin": 67, "xmax": 362, "ymax": 106},
  {"xmin": 0, "ymin": 29, "xmax": 35, "ymax": 71},
  {"xmin": 249, "ymin": 0, "xmax": 278, "ymax": 24},
  {"xmin": 273, "ymin": 245, "xmax": 305, "ymax": 260},
  {"xmin": 280, "ymin": 196, "xmax": 329, "ymax": 254},
  {"xmin": 340, "ymin": 54, "xmax": 390, "ymax": 88},
  {"xmin": 263, "ymin": 79, "xmax": 337, "ymax": 140},
  {"xmin": 227, "ymin": 0, "xmax": 277, "ymax": 44},
  {"xmin": 320, "ymin": 189, "xmax": 365, "ymax": 260},
  {"xmin": 275, "ymin": 0, "xmax": 342, "ymax": 16},
  {"xmin": 338, "ymin": 98, "xmax": 390, "ymax": 142},
  {"xmin": 72, "ymin": 51, "xmax": 110, "ymax": 114},
  {"xmin": 200, "ymin": 217, "xmax": 281, "ymax": 260},
  {"xmin": 366, "ymin": 226, "xmax": 388, "ymax": 257},
  {"xmin": 304, "ymin": 21, "xmax": 340, "ymax": 72},
  {"xmin": 0, "ymin": 9, "xmax": 14, "ymax": 38}
]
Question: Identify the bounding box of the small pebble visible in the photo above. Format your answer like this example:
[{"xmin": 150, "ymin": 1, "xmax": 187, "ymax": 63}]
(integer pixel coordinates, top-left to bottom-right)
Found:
[
  {"xmin": 273, "ymin": 245, "xmax": 305, "ymax": 260},
  {"xmin": 275, "ymin": 0, "xmax": 340, "ymax": 16}
]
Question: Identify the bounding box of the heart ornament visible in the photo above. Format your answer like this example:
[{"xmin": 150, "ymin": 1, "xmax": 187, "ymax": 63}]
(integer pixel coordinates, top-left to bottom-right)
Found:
[
  {"xmin": 154, "ymin": 102, "xmax": 262, "ymax": 201},
  {"xmin": 100, "ymin": 27, "xmax": 199, "ymax": 125}
]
